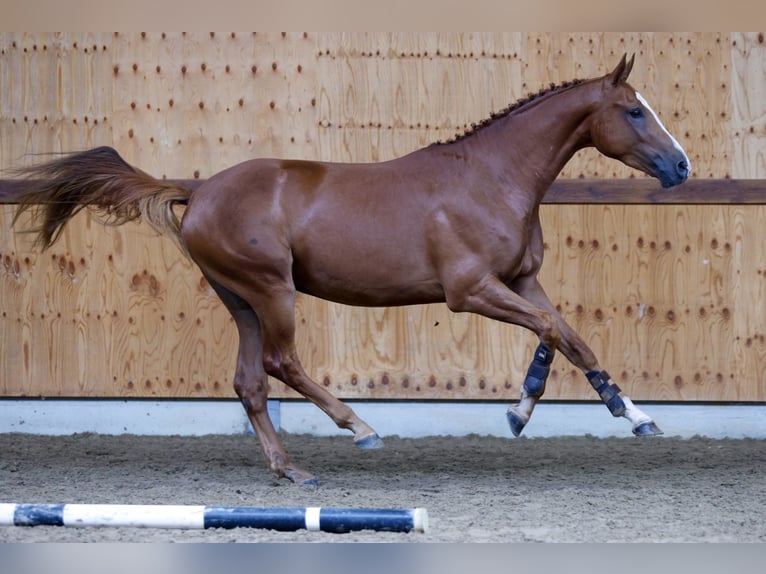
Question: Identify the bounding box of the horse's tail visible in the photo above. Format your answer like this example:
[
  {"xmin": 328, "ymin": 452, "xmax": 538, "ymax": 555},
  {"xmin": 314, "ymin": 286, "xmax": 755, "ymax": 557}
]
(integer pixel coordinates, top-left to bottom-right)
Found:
[{"xmin": 11, "ymin": 146, "xmax": 192, "ymax": 251}]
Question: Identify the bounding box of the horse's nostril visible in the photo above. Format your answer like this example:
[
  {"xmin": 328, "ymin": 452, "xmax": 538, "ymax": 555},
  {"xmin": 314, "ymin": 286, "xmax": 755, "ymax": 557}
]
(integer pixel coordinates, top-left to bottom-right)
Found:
[{"xmin": 676, "ymin": 160, "xmax": 689, "ymax": 176}]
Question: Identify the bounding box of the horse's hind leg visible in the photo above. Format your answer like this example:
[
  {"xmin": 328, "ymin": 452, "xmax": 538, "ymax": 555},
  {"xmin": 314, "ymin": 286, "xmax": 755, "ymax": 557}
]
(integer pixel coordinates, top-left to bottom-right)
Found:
[
  {"xmin": 251, "ymin": 283, "xmax": 384, "ymax": 449},
  {"xmin": 512, "ymin": 277, "xmax": 662, "ymax": 436},
  {"xmin": 206, "ymin": 277, "xmax": 319, "ymax": 485},
  {"xmin": 506, "ymin": 340, "xmax": 555, "ymax": 436}
]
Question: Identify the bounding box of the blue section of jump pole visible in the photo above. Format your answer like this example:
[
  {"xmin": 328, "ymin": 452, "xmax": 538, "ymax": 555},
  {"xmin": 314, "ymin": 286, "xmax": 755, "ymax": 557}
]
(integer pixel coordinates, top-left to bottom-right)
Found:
[
  {"xmin": 12, "ymin": 504, "xmax": 65, "ymax": 527},
  {"xmin": 0, "ymin": 503, "xmax": 428, "ymax": 533},
  {"xmin": 320, "ymin": 508, "xmax": 420, "ymax": 533},
  {"xmin": 203, "ymin": 507, "xmax": 307, "ymax": 531}
]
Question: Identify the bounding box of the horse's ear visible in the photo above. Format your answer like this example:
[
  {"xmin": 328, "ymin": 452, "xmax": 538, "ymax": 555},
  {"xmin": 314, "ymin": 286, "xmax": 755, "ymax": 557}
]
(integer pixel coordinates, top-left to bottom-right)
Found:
[{"xmin": 608, "ymin": 53, "xmax": 635, "ymax": 85}]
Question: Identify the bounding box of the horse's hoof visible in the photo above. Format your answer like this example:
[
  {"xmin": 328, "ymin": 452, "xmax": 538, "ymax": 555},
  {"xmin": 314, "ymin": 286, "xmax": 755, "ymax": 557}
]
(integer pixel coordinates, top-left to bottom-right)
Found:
[
  {"xmin": 633, "ymin": 421, "xmax": 664, "ymax": 436},
  {"xmin": 506, "ymin": 407, "xmax": 528, "ymax": 437},
  {"xmin": 283, "ymin": 466, "xmax": 318, "ymax": 486},
  {"xmin": 355, "ymin": 433, "xmax": 384, "ymax": 449}
]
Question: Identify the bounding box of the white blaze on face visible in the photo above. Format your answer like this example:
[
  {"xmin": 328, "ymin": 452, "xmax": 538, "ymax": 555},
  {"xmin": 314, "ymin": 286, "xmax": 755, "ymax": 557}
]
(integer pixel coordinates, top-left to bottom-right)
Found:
[{"xmin": 635, "ymin": 91, "xmax": 692, "ymax": 174}]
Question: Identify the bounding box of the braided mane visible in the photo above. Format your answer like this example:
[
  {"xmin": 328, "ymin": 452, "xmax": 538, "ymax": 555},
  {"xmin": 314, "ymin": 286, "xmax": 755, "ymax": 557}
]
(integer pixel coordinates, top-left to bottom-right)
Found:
[{"xmin": 435, "ymin": 78, "xmax": 587, "ymax": 145}]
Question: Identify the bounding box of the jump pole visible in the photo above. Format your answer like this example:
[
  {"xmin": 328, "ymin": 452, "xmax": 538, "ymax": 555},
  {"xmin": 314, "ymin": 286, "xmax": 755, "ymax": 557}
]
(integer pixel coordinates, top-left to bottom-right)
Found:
[{"xmin": 0, "ymin": 503, "xmax": 428, "ymax": 533}]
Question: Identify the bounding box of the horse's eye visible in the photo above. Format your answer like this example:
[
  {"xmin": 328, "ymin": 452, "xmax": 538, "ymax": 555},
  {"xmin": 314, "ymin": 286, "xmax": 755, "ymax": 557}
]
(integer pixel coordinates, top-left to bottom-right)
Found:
[{"xmin": 629, "ymin": 107, "xmax": 644, "ymax": 119}]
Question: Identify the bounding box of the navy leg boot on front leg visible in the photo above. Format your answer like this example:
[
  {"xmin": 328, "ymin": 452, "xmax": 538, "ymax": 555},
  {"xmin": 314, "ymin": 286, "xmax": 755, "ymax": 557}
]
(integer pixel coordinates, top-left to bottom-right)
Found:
[
  {"xmin": 507, "ymin": 342, "xmax": 554, "ymax": 437},
  {"xmin": 586, "ymin": 370, "xmax": 663, "ymax": 436},
  {"xmin": 586, "ymin": 370, "xmax": 626, "ymax": 417}
]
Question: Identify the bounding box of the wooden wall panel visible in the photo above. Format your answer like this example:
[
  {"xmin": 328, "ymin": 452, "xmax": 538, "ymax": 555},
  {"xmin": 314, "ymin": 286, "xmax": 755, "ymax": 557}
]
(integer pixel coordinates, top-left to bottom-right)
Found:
[
  {"xmin": 1, "ymin": 32, "xmax": 764, "ymax": 402},
  {"xmin": 0, "ymin": 33, "xmax": 115, "ymax": 162},
  {"xmin": 109, "ymin": 32, "xmax": 319, "ymax": 176},
  {"xmin": 538, "ymin": 204, "xmax": 766, "ymax": 401},
  {"xmin": 1, "ymin": 209, "xmax": 239, "ymax": 398},
  {"xmin": 5, "ymin": 202, "xmax": 765, "ymax": 401},
  {"xmin": 729, "ymin": 32, "xmax": 766, "ymax": 178}
]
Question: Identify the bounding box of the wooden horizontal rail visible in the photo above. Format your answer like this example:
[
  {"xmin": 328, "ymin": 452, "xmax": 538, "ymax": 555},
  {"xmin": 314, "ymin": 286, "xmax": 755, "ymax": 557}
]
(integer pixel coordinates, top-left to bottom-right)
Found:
[{"xmin": 1, "ymin": 178, "xmax": 764, "ymax": 205}]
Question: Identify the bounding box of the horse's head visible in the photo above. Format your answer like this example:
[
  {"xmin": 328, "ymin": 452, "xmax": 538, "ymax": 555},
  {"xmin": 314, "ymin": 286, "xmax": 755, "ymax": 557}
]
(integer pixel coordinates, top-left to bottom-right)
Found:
[{"xmin": 589, "ymin": 54, "xmax": 691, "ymax": 188}]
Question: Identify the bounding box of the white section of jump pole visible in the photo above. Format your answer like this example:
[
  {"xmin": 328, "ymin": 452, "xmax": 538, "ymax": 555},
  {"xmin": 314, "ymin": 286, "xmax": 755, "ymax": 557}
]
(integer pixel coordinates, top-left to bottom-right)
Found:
[
  {"xmin": 304, "ymin": 506, "xmax": 321, "ymax": 531},
  {"xmin": 65, "ymin": 504, "xmax": 206, "ymax": 529},
  {"xmin": 0, "ymin": 503, "xmax": 429, "ymax": 533},
  {"xmin": 0, "ymin": 503, "xmax": 14, "ymax": 525},
  {"xmin": 0, "ymin": 399, "xmax": 764, "ymax": 439}
]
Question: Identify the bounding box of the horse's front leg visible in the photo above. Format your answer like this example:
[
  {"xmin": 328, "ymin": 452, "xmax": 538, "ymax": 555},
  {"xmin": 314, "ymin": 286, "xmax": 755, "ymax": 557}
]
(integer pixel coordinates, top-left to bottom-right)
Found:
[
  {"xmin": 511, "ymin": 277, "xmax": 663, "ymax": 437},
  {"xmin": 583, "ymin": 370, "xmax": 662, "ymax": 435},
  {"xmin": 440, "ymin": 273, "xmax": 562, "ymax": 435}
]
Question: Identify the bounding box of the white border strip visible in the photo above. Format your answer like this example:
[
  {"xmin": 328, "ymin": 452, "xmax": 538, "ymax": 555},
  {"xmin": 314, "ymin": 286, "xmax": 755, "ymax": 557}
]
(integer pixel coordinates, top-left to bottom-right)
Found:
[
  {"xmin": 0, "ymin": 399, "xmax": 764, "ymax": 439},
  {"xmin": 0, "ymin": 399, "xmax": 266, "ymax": 436}
]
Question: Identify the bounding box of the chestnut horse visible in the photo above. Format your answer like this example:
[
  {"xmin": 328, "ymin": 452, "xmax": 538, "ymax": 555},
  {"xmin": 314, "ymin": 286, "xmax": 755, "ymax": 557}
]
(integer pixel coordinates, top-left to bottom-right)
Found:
[{"xmin": 13, "ymin": 54, "xmax": 689, "ymax": 485}]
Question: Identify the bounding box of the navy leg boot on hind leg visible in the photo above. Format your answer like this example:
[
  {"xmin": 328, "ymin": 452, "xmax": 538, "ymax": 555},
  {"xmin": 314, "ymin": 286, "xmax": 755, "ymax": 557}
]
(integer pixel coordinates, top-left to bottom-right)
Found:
[{"xmin": 507, "ymin": 342, "xmax": 554, "ymax": 437}]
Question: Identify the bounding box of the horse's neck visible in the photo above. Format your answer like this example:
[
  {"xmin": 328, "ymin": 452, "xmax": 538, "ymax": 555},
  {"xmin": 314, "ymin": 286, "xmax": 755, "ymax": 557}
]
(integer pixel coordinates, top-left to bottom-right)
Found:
[{"xmin": 478, "ymin": 81, "xmax": 598, "ymax": 196}]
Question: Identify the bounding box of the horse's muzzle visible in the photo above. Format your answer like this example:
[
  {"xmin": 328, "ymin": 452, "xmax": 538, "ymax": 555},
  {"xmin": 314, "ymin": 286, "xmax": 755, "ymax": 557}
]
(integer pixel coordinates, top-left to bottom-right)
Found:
[{"xmin": 656, "ymin": 155, "xmax": 690, "ymax": 188}]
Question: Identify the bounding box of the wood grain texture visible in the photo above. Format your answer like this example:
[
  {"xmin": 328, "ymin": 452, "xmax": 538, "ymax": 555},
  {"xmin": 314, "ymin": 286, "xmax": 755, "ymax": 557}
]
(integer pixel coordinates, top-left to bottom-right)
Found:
[
  {"xmin": 729, "ymin": 33, "xmax": 766, "ymax": 178},
  {"xmin": 1, "ymin": 208, "xmax": 238, "ymax": 398},
  {"xmin": 3, "ymin": 203, "xmax": 765, "ymax": 402},
  {"xmin": 1, "ymin": 32, "xmax": 764, "ymax": 402}
]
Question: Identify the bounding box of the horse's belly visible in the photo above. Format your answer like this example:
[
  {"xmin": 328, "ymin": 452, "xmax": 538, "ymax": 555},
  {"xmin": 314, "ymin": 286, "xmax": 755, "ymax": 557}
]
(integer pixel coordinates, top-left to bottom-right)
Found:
[{"xmin": 292, "ymin": 260, "xmax": 444, "ymax": 307}]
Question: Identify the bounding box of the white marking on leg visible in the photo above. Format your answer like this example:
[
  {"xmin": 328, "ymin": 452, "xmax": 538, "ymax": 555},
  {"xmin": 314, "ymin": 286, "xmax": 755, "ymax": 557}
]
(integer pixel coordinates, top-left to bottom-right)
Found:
[
  {"xmin": 508, "ymin": 392, "xmax": 538, "ymax": 425},
  {"xmin": 635, "ymin": 91, "xmax": 691, "ymax": 172},
  {"xmin": 621, "ymin": 396, "xmax": 653, "ymax": 430}
]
